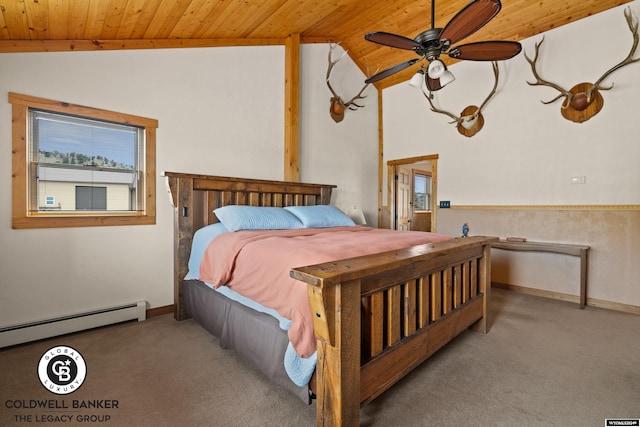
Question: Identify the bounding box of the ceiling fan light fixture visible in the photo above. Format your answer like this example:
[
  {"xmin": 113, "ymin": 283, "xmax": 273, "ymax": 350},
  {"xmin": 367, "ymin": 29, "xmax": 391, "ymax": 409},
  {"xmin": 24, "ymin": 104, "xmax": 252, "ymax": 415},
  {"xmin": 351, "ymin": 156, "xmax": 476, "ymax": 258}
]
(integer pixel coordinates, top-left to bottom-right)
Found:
[
  {"xmin": 439, "ymin": 69, "xmax": 455, "ymax": 87},
  {"xmin": 427, "ymin": 59, "xmax": 446, "ymax": 78},
  {"xmin": 409, "ymin": 69, "xmax": 426, "ymax": 87}
]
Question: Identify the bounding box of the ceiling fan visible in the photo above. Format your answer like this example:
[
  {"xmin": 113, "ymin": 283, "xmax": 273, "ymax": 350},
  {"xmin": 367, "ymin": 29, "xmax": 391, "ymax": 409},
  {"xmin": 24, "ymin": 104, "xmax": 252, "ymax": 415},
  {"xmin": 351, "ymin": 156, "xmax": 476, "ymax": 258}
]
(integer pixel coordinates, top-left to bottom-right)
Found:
[{"xmin": 364, "ymin": 0, "xmax": 522, "ymax": 91}]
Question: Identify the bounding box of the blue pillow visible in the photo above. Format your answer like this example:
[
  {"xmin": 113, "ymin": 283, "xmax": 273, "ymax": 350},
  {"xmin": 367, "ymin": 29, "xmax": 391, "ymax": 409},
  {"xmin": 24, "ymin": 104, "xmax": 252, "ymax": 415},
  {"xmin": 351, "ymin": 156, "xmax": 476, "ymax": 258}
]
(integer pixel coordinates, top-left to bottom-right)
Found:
[
  {"xmin": 213, "ymin": 205, "xmax": 303, "ymax": 232},
  {"xmin": 185, "ymin": 222, "xmax": 228, "ymax": 280},
  {"xmin": 284, "ymin": 205, "xmax": 355, "ymax": 228}
]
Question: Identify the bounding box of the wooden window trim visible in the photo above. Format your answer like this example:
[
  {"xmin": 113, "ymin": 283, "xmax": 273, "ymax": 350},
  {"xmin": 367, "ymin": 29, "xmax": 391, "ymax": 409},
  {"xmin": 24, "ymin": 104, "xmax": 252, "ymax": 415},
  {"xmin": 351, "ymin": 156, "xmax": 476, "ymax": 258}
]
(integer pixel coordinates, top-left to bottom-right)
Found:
[{"xmin": 9, "ymin": 92, "xmax": 158, "ymax": 229}]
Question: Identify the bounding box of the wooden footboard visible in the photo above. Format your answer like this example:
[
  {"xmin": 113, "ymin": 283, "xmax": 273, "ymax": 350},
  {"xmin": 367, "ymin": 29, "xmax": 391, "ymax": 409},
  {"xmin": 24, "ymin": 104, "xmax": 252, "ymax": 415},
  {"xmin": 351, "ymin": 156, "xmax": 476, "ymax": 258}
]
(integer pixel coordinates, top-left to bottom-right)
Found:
[{"xmin": 291, "ymin": 236, "xmax": 497, "ymax": 426}]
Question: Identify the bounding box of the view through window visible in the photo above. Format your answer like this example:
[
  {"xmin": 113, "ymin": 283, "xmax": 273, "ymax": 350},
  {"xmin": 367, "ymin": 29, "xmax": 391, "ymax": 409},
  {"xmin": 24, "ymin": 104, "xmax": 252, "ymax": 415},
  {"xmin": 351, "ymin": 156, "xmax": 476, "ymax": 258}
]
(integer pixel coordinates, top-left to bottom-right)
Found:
[
  {"xmin": 32, "ymin": 110, "xmax": 144, "ymax": 213},
  {"xmin": 413, "ymin": 173, "xmax": 432, "ymax": 211},
  {"xmin": 10, "ymin": 92, "xmax": 157, "ymax": 229}
]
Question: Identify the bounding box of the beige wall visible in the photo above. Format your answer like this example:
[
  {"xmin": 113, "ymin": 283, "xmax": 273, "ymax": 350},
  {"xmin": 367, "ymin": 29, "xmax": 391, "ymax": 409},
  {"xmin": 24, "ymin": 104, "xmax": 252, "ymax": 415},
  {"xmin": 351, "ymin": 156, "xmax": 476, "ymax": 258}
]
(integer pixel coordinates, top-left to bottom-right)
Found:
[{"xmin": 437, "ymin": 208, "xmax": 640, "ymax": 310}]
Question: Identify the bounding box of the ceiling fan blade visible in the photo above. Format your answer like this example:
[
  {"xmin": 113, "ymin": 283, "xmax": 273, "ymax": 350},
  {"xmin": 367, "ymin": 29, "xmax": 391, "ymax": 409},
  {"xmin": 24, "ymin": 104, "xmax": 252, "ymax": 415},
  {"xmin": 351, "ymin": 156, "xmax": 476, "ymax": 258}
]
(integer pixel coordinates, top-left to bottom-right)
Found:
[
  {"xmin": 365, "ymin": 59, "xmax": 420, "ymax": 84},
  {"xmin": 448, "ymin": 40, "xmax": 522, "ymax": 61},
  {"xmin": 364, "ymin": 32, "xmax": 422, "ymax": 51},
  {"xmin": 439, "ymin": 0, "xmax": 501, "ymax": 46}
]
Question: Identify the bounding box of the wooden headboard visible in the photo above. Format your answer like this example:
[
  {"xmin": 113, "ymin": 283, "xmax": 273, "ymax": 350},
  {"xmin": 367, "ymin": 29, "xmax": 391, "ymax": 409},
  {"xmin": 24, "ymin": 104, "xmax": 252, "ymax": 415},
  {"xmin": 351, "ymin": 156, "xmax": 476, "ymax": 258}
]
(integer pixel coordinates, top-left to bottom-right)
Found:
[{"xmin": 163, "ymin": 172, "xmax": 337, "ymax": 319}]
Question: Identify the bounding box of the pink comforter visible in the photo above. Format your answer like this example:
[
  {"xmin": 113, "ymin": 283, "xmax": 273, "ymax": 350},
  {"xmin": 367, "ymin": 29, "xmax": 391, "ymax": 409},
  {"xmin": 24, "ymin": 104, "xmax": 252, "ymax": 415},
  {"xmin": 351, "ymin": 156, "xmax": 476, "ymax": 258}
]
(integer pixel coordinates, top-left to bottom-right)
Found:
[{"xmin": 199, "ymin": 226, "xmax": 451, "ymax": 358}]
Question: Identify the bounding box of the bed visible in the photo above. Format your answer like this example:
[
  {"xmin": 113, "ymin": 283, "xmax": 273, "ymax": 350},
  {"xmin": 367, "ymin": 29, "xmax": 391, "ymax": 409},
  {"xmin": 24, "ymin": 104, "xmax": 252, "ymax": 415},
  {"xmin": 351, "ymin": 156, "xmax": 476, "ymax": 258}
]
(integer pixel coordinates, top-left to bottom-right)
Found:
[{"xmin": 164, "ymin": 172, "xmax": 497, "ymax": 426}]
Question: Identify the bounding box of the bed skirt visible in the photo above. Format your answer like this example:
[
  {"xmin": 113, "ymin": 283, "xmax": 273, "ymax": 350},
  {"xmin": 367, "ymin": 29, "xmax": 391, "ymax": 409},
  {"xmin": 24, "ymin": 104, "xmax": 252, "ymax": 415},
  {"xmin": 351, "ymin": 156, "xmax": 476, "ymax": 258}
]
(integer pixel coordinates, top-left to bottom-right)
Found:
[{"xmin": 183, "ymin": 280, "xmax": 311, "ymax": 402}]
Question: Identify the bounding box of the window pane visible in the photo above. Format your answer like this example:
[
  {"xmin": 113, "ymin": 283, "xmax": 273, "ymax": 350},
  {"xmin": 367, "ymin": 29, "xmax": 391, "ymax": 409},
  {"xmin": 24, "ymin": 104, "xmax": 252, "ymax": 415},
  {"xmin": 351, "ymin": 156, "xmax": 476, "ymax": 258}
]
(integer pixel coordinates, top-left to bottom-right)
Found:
[
  {"xmin": 30, "ymin": 109, "xmax": 143, "ymax": 213},
  {"xmin": 414, "ymin": 174, "xmax": 431, "ymax": 211},
  {"xmin": 34, "ymin": 110, "xmax": 137, "ymax": 169}
]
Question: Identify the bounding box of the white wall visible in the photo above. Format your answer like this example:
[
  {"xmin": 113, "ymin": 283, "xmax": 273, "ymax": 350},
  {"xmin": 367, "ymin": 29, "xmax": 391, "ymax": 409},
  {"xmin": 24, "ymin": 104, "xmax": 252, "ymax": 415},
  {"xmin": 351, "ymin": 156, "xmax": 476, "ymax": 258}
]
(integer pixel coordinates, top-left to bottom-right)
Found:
[
  {"xmin": 384, "ymin": 2, "xmax": 640, "ymax": 205},
  {"xmin": 300, "ymin": 44, "xmax": 379, "ymax": 225},
  {"xmin": 0, "ymin": 43, "xmax": 378, "ymax": 327}
]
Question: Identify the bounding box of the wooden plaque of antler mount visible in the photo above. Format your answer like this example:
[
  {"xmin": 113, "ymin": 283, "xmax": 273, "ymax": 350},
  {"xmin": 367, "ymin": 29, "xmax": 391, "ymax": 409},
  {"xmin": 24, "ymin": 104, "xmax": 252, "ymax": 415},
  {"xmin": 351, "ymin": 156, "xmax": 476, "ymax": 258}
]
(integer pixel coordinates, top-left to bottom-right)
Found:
[{"xmin": 561, "ymin": 83, "xmax": 604, "ymax": 123}]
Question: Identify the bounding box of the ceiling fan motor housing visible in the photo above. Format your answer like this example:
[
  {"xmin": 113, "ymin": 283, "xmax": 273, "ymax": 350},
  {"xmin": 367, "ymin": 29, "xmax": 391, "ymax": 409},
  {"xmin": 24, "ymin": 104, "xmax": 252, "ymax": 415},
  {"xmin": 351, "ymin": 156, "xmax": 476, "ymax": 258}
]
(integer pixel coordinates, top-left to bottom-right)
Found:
[{"xmin": 414, "ymin": 28, "xmax": 450, "ymax": 61}]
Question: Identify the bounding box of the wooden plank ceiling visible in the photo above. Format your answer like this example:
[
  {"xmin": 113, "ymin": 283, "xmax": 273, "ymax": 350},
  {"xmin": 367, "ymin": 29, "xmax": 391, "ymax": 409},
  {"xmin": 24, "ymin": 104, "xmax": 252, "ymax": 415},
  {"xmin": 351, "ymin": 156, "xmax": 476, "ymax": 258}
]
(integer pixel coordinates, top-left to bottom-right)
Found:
[{"xmin": 0, "ymin": 0, "xmax": 633, "ymax": 89}]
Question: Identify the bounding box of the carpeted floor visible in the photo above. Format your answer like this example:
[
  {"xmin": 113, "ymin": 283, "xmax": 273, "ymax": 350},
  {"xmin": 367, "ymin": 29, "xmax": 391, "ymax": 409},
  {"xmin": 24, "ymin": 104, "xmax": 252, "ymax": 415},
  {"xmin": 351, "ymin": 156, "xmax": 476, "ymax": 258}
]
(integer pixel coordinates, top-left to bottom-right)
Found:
[{"xmin": 1, "ymin": 288, "xmax": 638, "ymax": 427}]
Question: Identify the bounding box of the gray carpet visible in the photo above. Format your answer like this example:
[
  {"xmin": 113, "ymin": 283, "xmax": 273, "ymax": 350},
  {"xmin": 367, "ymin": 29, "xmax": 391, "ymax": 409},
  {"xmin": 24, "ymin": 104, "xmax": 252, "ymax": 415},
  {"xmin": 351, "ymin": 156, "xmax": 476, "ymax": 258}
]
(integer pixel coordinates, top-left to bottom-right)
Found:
[{"xmin": 1, "ymin": 288, "xmax": 638, "ymax": 426}]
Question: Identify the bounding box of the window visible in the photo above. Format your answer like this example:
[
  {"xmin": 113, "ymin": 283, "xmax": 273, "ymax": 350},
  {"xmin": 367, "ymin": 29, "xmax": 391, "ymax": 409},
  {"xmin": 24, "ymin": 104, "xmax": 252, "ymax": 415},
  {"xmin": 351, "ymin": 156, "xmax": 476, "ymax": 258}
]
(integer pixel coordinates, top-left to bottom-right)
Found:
[
  {"xmin": 10, "ymin": 92, "xmax": 158, "ymax": 229},
  {"xmin": 413, "ymin": 173, "xmax": 432, "ymax": 212}
]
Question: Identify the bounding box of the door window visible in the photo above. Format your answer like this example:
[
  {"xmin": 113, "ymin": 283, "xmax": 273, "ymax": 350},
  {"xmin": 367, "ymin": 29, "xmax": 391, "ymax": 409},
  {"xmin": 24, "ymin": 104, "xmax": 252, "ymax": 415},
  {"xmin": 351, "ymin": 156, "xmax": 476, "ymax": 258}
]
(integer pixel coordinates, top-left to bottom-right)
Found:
[{"xmin": 414, "ymin": 173, "xmax": 431, "ymax": 212}]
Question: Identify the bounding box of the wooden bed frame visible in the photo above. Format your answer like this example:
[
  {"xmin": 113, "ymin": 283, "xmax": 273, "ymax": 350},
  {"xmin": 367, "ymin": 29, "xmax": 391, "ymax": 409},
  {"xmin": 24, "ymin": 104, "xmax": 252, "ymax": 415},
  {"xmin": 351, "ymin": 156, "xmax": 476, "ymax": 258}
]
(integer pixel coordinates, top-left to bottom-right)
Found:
[{"xmin": 165, "ymin": 172, "xmax": 497, "ymax": 426}]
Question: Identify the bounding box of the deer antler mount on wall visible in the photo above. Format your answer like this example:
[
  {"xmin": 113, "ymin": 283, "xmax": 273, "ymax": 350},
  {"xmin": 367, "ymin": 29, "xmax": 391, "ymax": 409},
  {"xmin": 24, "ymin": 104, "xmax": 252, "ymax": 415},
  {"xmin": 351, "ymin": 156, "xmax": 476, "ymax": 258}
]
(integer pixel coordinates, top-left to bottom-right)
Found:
[
  {"xmin": 423, "ymin": 61, "xmax": 499, "ymax": 137},
  {"xmin": 525, "ymin": 7, "xmax": 639, "ymax": 123},
  {"xmin": 326, "ymin": 43, "xmax": 370, "ymax": 123}
]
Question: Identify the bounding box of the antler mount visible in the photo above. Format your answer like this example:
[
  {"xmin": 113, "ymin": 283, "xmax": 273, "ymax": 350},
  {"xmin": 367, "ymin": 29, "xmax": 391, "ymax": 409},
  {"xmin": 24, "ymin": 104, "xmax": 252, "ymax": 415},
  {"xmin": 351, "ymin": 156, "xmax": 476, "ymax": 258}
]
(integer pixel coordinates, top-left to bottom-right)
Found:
[
  {"xmin": 326, "ymin": 43, "xmax": 370, "ymax": 123},
  {"xmin": 525, "ymin": 7, "xmax": 639, "ymax": 123},
  {"xmin": 423, "ymin": 61, "xmax": 499, "ymax": 137}
]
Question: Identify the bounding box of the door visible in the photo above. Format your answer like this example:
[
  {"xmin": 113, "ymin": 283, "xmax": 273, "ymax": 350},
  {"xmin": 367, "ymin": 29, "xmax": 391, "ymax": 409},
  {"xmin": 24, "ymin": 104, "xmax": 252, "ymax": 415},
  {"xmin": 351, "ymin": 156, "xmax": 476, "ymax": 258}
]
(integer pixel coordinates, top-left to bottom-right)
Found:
[
  {"xmin": 388, "ymin": 155, "xmax": 438, "ymax": 232},
  {"xmin": 410, "ymin": 169, "xmax": 432, "ymax": 232}
]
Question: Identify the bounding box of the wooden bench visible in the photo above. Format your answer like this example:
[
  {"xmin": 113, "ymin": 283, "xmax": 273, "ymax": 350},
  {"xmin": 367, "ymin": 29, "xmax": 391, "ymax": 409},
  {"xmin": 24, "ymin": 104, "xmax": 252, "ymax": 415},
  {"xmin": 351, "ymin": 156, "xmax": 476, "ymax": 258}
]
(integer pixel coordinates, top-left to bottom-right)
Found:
[{"xmin": 491, "ymin": 240, "xmax": 590, "ymax": 308}]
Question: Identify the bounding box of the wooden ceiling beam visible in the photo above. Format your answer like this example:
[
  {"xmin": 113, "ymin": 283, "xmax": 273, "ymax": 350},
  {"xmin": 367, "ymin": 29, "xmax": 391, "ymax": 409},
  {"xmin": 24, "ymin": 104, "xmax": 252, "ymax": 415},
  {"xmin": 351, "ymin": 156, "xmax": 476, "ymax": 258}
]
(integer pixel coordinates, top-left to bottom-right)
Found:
[{"xmin": 0, "ymin": 38, "xmax": 286, "ymax": 53}]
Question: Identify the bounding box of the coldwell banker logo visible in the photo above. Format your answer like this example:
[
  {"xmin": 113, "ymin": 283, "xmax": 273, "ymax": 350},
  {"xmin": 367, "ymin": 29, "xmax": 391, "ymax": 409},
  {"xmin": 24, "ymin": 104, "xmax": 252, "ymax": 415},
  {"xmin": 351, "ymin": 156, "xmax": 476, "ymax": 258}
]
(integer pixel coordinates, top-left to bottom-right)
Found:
[{"xmin": 37, "ymin": 346, "xmax": 87, "ymax": 395}]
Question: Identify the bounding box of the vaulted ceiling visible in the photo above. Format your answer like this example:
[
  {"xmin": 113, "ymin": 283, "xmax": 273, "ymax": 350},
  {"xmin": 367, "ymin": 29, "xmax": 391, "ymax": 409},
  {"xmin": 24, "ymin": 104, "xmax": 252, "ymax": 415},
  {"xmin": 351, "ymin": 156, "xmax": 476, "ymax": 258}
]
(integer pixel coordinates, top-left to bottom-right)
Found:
[{"xmin": 0, "ymin": 0, "xmax": 633, "ymax": 89}]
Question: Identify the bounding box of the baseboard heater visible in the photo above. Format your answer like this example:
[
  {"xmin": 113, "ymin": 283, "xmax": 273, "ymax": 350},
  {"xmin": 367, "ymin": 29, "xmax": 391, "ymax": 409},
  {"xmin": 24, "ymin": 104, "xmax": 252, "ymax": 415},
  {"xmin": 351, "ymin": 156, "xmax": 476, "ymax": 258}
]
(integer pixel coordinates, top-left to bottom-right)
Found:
[{"xmin": 0, "ymin": 301, "xmax": 146, "ymax": 348}]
